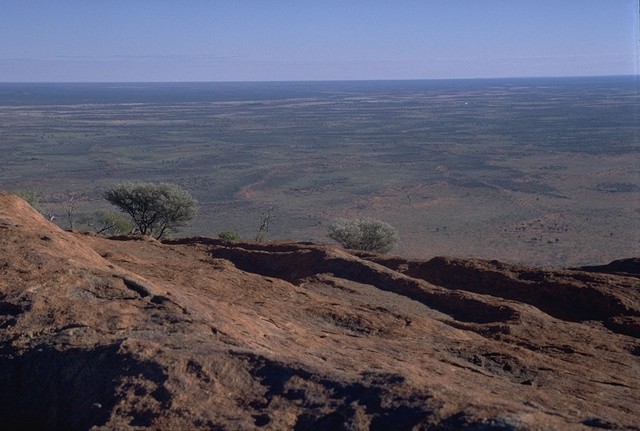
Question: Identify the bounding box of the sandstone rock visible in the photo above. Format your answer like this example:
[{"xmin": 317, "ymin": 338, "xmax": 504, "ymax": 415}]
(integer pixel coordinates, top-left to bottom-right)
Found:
[{"xmin": 0, "ymin": 190, "xmax": 638, "ymax": 430}]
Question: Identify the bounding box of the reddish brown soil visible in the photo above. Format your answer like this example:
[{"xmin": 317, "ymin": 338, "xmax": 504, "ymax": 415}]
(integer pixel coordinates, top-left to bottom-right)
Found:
[{"xmin": 0, "ymin": 190, "xmax": 638, "ymax": 430}]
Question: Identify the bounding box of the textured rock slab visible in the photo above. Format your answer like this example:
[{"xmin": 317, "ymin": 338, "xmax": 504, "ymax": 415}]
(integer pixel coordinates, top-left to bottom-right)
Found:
[{"xmin": 0, "ymin": 191, "xmax": 639, "ymax": 430}]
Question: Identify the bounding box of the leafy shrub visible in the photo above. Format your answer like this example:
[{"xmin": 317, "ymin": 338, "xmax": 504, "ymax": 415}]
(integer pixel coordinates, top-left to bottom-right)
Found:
[
  {"xmin": 218, "ymin": 230, "xmax": 242, "ymax": 242},
  {"xmin": 104, "ymin": 182, "xmax": 197, "ymax": 239},
  {"xmin": 80, "ymin": 210, "xmax": 133, "ymax": 236},
  {"xmin": 327, "ymin": 217, "xmax": 398, "ymax": 253},
  {"xmin": 15, "ymin": 190, "xmax": 41, "ymax": 211}
]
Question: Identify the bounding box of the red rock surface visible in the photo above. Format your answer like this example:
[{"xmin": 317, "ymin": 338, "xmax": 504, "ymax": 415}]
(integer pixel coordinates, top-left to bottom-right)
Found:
[{"xmin": 0, "ymin": 190, "xmax": 638, "ymax": 430}]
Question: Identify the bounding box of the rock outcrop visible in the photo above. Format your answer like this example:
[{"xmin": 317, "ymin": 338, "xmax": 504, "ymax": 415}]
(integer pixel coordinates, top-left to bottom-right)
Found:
[{"xmin": 0, "ymin": 190, "xmax": 638, "ymax": 430}]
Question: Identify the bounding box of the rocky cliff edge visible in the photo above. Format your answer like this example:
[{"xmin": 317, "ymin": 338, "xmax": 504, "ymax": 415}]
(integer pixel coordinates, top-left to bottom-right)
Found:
[{"xmin": 0, "ymin": 190, "xmax": 638, "ymax": 430}]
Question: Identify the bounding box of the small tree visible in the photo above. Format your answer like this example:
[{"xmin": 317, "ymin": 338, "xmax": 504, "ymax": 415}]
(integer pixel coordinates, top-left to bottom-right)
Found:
[
  {"xmin": 255, "ymin": 205, "xmax": 275, "ymax": 242},
  {"xmin": 104, "ymin": 182, "xmax": 197, "ymax": 239},
  {"xmin": 14, "ymin": 190, "xmax": 55, "ymax": 220},
  {"xmin": 15, "ymin": 190, "xmax": 42, "ymax": 212},
  {"xmin": 81, "ymin": 210, "xmax": 133, "ymax": 236},
  {"xmin": 327, "ymin": 217, "xmax": 398, "ymax": 253},
  {"xmin": 64, "ymin": 193, "xmax": 77, "ymax": 230}
]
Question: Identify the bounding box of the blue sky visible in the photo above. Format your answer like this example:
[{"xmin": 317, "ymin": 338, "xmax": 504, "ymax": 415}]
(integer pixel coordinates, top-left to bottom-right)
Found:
[{"xmin": 0, "ymin": 0, "xmax": 637, "ymax": 82}]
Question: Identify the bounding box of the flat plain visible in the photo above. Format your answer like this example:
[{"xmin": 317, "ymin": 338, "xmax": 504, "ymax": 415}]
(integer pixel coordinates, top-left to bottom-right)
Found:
[{"xmin": 0, "ymin": 77, "xmax": 638, "ymax": 266}]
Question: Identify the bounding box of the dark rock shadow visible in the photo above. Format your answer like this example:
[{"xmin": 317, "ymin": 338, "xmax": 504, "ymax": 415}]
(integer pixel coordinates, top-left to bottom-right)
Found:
[{"xmin": 0, "ymin": 341, "xmax": 168, "ymax": 431}]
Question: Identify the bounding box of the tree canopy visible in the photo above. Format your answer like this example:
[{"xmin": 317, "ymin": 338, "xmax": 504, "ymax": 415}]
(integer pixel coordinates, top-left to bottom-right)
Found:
[{"xmin": 104, "ymin": 182, "xmax": 196, "ymax": 239}]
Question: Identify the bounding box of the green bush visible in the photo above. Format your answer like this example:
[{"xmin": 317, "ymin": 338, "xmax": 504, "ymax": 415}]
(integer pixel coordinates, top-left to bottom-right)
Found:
[
  {"xmin": 218, "ymin": 230, "xmax": 242, "ymax": 242},
  {"xmin": 80, "ymin": 211, "xmax": 133, "ymax": 236},
  {"xmin": 15, "ymin": 190, "xmax": 41, "ymax": 211},
  {"xmin": 104, "ymin": 182, "xmax": 197, "ymax": 239},
  {"xmin": 327, "ymin": 217, "xmax": 398, "ymax": 253}
]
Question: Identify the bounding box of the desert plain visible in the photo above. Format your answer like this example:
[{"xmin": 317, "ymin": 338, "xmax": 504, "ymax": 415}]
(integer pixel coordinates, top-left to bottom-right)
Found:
[{"xmin": 0, "ymin": 77, "xmax": 638, "ymax": 265}]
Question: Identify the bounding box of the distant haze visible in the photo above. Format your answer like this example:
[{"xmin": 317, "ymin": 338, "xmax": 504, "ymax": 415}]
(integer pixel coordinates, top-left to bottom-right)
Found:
[{"xmin": 1, "ymin": 0, "xmax": 638, "ymax": 82}]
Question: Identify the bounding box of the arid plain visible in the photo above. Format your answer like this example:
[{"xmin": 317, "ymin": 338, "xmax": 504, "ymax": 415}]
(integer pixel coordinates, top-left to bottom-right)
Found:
[{"xmin": 0, "ymin": 77, "xmax": 638, "ymax": 266}]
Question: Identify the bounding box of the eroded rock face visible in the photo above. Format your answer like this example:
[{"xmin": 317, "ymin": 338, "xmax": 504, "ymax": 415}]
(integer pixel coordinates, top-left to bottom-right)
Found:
[{"xmin": 0, "ymin": 190, "xmax": 639, "ymax": 430}]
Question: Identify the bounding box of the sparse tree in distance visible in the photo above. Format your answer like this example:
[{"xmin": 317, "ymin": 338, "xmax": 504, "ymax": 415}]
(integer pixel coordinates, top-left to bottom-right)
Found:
[
  {"xmin": 104, "ymin": 182, "xmax": 197, "ymax": 239},
  {"xmin": 14, "ymin": 189, "xmax": 55, "ymax": 220},
  {"xmin": 65, "ymin": 193, "xmax": 77, "ymax": 230},
  {"xmin": 81, "ymin": 210, "xmax": 133, "ymax": 236},
  {"xmin": 327, "ymin": 217, "xmax": 398, "ymax": 253},
  {"xmin": 15, "ymin": 190, "xmax": 41, "ymax": 212},
  {"xmin": 255, "ymin": 205, "xmax": 275, "ymax": 242}
]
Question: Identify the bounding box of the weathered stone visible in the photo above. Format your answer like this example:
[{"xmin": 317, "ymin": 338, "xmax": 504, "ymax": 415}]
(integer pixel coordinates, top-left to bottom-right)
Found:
[{"xmin": 0, "ymin": 190, "xmax": 638, "ymax": 430}]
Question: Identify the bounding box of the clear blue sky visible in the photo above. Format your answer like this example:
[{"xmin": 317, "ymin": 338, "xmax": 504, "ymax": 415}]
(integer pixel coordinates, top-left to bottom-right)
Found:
[{"xmin": 1, "ymin": 0, "xmax": 637, "ymax": 82}]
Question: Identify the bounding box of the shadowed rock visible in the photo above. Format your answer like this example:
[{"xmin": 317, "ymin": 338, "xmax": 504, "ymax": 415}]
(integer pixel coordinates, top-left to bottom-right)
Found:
[{"xmin": 1, "ymin": 190, "xmax": 639, "ymax": 430}]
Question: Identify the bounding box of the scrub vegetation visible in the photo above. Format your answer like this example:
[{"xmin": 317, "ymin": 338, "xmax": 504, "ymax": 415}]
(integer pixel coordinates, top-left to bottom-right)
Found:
[
  {"xmin": 104, "ymin": 182, "xmax": 197, "ymax": 239},
  {"xmin": 1, "ymin": 78, "xmax": 637, "ymax": 265},
  {"xmin": 328, "ymin": 218, "xmax": 398, "ymax": 253}
]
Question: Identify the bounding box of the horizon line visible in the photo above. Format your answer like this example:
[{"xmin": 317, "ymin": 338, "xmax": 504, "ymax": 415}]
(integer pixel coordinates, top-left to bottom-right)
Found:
[{"xmin": 1, "ymin": 74, "xmax": 638, "ymax": 85}]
